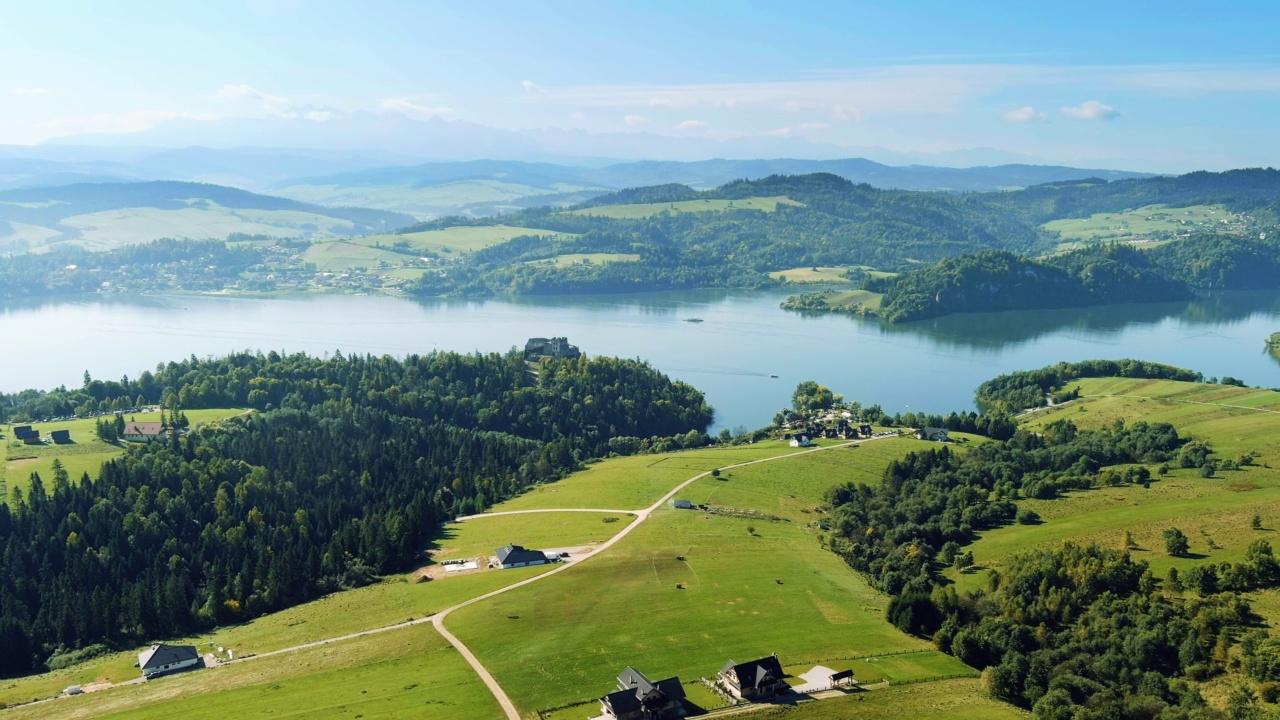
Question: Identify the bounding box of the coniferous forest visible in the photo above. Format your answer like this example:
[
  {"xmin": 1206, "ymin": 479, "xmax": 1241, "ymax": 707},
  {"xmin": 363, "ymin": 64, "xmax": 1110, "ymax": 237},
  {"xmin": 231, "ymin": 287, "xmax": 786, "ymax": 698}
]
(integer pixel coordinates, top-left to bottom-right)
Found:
[{"xmin": 0, "ymin": 350, "xmax": 712, "ymax": 676}]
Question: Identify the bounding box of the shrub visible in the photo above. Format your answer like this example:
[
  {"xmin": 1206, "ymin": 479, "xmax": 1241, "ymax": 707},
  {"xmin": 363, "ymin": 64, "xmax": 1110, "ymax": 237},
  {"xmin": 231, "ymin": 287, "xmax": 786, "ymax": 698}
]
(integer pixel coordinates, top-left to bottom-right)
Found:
[{"xmin": 1016, "ymin": 509, "xmax": 1042, "ymax": 525}]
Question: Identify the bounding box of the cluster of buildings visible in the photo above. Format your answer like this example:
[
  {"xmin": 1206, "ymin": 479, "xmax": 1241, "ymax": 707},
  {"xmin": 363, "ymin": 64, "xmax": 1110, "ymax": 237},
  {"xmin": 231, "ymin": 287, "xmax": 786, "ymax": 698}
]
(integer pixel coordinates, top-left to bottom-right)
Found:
[
  {"xmin": 523, "ymin": 336, "xmax": 581, "ymax": 360},
  {"xmin": 597, "ymin": 654, "xmax": 813, "ymax": 719}
]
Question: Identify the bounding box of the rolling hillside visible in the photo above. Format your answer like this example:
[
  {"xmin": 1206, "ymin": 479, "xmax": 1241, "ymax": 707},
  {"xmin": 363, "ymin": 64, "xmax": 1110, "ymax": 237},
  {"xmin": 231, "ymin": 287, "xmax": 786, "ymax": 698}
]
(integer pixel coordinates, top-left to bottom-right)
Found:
[{"xmin": 0, "ymin": 181, "xmax": 416, "ymax": 253}]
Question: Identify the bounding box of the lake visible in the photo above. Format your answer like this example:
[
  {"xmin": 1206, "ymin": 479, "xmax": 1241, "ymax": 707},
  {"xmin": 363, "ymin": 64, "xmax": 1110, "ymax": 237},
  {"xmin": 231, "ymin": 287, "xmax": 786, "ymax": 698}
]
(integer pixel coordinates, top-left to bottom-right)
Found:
[{"xmin": 4, "ymin": 289, "xmax": 1279, "ymax": 431}]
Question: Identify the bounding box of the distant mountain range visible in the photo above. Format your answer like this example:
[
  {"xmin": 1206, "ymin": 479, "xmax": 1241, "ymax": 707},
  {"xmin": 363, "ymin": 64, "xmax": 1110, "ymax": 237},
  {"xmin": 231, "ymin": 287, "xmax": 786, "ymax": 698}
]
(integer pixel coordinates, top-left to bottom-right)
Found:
[{"xmin": 0, "ymin": 181, "xmax": 415, "ymax": 254}]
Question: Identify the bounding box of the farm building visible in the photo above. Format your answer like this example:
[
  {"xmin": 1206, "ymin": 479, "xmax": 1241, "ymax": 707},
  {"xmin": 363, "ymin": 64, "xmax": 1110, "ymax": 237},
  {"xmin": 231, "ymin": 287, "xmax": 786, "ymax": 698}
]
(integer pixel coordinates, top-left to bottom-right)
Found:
[
  {"xmin": 671, "ymin": 499, "xmax": 694, "ymax": 510},
  {"xmin": 51, "ymin": 429, "xmax": 71, "ymax": 444},
  {"xmin": 914, "ymin": 427, "xmax": 950, "ymax": 442},
  {"xmin": 137, "ymin": 644, "xmax": 200, "ymax": 679},
  {"xmin": 788, "ymin": 435, "xmax": 812, "ymax": 448},
  {"xmin": 858, "ymin": 424, "xmax": 873, "ymax": 437},
  {"xmin": 599, "ymin": 666, "xmax": 685, "ymax": 720},
  {"xmin": 718, "ymin": 654, "xmax": 787, "ymax": 700},
  {"xmin": 495, "ymin": 544, "xmax": 549, "ymax": 569},
  {"xmin": 122, "ymin": 422, "xmax": 166, "ymax": 443},
  {"xmin": 523, "ymin": 336, "xmax": 581, "ymax": 360}
]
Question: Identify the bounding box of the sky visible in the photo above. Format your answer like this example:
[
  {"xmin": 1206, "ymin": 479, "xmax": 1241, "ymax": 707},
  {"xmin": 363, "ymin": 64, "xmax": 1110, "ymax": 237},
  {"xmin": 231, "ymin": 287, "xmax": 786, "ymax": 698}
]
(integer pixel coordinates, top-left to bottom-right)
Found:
[{"xmin": 3, "ymin": 0, "xmax": 1280, "ymax": 170}]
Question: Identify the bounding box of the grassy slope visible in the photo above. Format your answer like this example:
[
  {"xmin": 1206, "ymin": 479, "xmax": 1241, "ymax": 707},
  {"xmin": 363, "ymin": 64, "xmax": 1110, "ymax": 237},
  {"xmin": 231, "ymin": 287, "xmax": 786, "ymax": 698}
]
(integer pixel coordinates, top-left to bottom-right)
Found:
[
  {"xmin": 6, "ymin": 625, "xmax": 500, "ymax": 720},
  {"xmin": 51, "ymin": 203, "xmax": 358, "ymax": 251},
  {"xmin": 301, "ymin": 241, "xmax": 419, "ymax": 272},
  {"xmin": 524, "ymin": 252, "xmax": 640, "ymax": 267},
  {"xmin": 568, "ymin": 196, "xmax": 802, "ymax": 219},
  {"xmin": 756, "ymin": 678, "xmax": 1027, "ymax": 720},
  {"xmin": 432, "ymin": 511, "xmax": 636, "ymax": 560},
  {"xmin": 1042, "ymin": 203, "xmax": 1245, "ymax": 253},
  {"xmin": 362, "ymin": 225, "xmax": 565, "ymax": 257},
  {"xmin": 2, "ymin": 409, "xmax": 244, "ymax": 504},
  {"xmin": 446, "ymin": 440, "xmax": 937, "ymax": 715},
  {"xmin": 948, "ymin": 378, "xmax": 1280, "ymax": 594}
]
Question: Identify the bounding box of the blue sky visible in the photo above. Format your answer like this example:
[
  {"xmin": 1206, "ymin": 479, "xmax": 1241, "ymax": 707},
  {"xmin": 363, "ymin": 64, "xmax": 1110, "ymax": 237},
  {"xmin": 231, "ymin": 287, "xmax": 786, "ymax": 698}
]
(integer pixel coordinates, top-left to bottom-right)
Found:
[{"xmin": 3, "ymin": 0, "xmax": 1280, "ymax": 169}]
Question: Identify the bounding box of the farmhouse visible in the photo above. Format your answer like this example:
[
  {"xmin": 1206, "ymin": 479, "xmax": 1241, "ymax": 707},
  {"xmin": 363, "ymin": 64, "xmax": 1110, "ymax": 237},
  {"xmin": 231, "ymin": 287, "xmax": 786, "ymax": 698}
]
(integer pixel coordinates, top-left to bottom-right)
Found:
[
  {"xmin": 137, "ymin": 644, "xmax": 200, "ymax": 679},
  {"xmin": 718, "ymin": 654, "xmax": 787, "ymax": 700},
  {"xmin": 788, "ymin": 434, "xmax": 811, "ymax": 448},
  {"xmin": 914, "ymin": 427, "xmax": 950, "ymax": 442},
  {"xmin": 524, "ymin": 336, "xmax": 581, "ymax": 360},
  {"xmin": 122, "ymin": 422, "xmax": 166, "ymax": 443},
  {"xmin": 599, "ymin": 666, "xmax": 686, "ymax": 720},
  {"xmin": 495, "ymin": 544, "xmax": 549, "ymax": 569}
]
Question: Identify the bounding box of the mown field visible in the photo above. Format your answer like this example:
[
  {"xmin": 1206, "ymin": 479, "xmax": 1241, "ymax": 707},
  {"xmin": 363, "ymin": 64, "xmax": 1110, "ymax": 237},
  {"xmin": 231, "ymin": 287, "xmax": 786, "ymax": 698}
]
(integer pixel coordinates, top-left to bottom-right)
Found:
[
  {"xmin": 301, "ymin": 241, "xmax": 419, "ymax": 272},
  {"xmin": 2, "ymin": 409, "xmax": 244, "ymax": 503},
  {"xmin": 6, "ymin": 624, "xmax": 499, "ymax": 720},
  {"xmin": 524, "ymin": 252, "xmax": 640, "ymax": 268},
  {"xmin": 948, "ymin": 378, "xmax": 1280, "ymax": 595},
  {"xmin": 755, "ymin": 678, "xmax": 1028, "ymax": 720},
  {"xmin": 769, "ymin": 266, "xmax": 896, "ymax": 283},
  {"xmin": 568, "ymin": 195, "xmax": 803, "ymax": 219},
  {"xmin": 446, "ymin": 439, "xmax": 938, "ymax": 715},
  {"xmin": 432, "ymin": 511, "xmax": 636, "ymax": 561},
  {"xmin": 1042, "ymin": 203, "xmax": 1242, "ymax": 251}
]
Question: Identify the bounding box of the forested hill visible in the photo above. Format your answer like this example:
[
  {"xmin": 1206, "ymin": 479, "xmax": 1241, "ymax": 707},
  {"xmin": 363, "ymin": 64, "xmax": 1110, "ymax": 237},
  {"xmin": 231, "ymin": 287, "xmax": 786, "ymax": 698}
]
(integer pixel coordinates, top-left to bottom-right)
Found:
[
  {"xmin": 395, "ymin": 168, "xmax": 1280, "ymax": 298},
  {"xmin": 0, "ymin": 350, "xmax": 712, "ymax": 676}
]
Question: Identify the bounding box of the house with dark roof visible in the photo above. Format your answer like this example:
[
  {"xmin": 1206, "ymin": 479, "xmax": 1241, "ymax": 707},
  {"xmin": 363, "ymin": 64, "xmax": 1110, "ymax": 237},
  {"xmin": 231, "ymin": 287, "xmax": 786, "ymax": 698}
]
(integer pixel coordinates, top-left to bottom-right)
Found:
[
  {"xmin": 671, "ymin": 499, "xmax": 694, "ymax": 510},
  {"xmin": 914, "ymin": 427, "xmax": 950, "ymax": 442},
  {"xmin": 122, "ymin": 421, "xmax": 166, "ymax": 443},
  {"xmin": 495, "ymin": 544, "xmax": 549, "ymax": 569},
  {"xmin": 599, "ymin": 666, "xmax": 685, "ymax": 720},
  {"xmin": 718, "ymin": 654, "xmax": 787, "ymax": 700},
  {"xmin": 51, "ymin": 429, "xmax": 71, "ymax": 444},
  {"xmin": 137, "ymin": 644, "xmax": 200, "ymax": 679}
]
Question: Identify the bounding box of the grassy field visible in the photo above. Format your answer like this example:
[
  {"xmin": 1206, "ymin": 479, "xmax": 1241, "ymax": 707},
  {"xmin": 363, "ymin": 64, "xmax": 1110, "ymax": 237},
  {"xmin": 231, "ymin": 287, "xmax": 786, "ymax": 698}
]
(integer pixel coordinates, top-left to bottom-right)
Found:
[
  {"xmin": 753, "ymin": 678, "xmax": 1027, "ymax": 720},
  {"xmin": 351, "ymin": 225, "xmax": 566, "ymax": 257},
  {"xmin": 301, "ymin": 241, "xmax": 419, "ymax": 272},
  {"xmin": 1042, "ymin": 203, "xmax": 1244, "ymax": 251},
  {"xmin": 524, "ymin": 252, "xmax": 640, "ymax": 268},
  {"xmin": 769, "ymin": 266, "xmax": 896, "ymax": 283},
  {"xmin": 494, "ymin": 441, "xmax": 843, "ymax": 512},
  {"xmin": 5, "ymin": 624, "xmax": 502, "ymax": 720},
  {"xmin": 446, "ymin": 439, "xmax": 938, "ymax": 715},
  {"xmin": 432, "ymin": 512, "xmax": 636, "ymax": 560},
  {"xmin": 948, "ymin": 379, "xmax": 1280, "ymax": 594},
  {"xmin": 568, "ymin": 196, "xmax": 803, "ymax": 219},
  {"xmin": 2, "ymin": 409, "xmax": 244, "ymax": 503},
  {"xmin": 51, "ymin": 203, "xmax": 360, "ymax": 251}
]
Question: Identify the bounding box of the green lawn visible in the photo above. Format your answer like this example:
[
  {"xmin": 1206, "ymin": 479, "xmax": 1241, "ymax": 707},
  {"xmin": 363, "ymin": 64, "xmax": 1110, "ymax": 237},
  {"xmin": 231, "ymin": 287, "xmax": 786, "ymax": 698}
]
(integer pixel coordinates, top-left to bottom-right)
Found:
[
  {"xmin": 433, "ymin": 512, "xmax": 636, "ymax": 561},
  {"xmin": 447, "ymin": 449, "xmax": 929, "ymax": 715},
  {"xmin": 754, "ymin": 678, "xmax": 1028, "ymax": 720},
  {"xmin": 949, "ymin": 379, "xmax": 1280, "ymax": 594},
  {"xmin": 6, "ymin": 625, "xmax": 502, "ymax": 720},
  {"xmin": 494, "ymin": 441, "xmax": 840, "ymax": 512},
  {"xmin": 1042, "ymin": 203, "xmax": 1245, "ymax": 252},
  {"xmin": 568, "ymin": 196, "xmax": 803, "ymax": 219},
  {"xmin": 3, "ymin": 409, "xmax": 245, "ymax": 503},
  {"xmin": 301, "ymin": 241, "xmax": 419, "ymax": 271}
]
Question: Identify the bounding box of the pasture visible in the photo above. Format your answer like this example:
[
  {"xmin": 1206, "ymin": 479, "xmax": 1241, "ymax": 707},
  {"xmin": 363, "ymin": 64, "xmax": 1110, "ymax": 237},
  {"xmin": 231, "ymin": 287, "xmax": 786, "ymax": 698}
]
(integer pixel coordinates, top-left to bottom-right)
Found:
[
  {"xmin": 301, "ymin": 241, "xmax": 418, "ymax": 272},
  {"xmin": 759, "ymin": 678, "xmax": 1027, "ymax": 720},
  {"xmin": 1042, "ymin": 203, "xmax": 1243, "ymax": 251},
  {"xmin": 2, "ymin": 409, "xmax": 244, "ymax": 503},
  {"xmin": 446, "ymin": 439, "xmax": 937, "ymax": 715},
  {"xmin": 53, "ymin": 203, "xmax": 358, "ymax": 251},
  {"xmin": 431, "ymin": 511, "xmax": 636, "ymax": 561},
  {"xmin": 568, "ymin": 195, "xmax": 803, "ymax": 219},
  {"xmin": 5, "ymin": 624, "xmax": 500, "ymax": 720},
  {"xmin": 948, "ymin": 379, "xmax": 1280, "ymax": 594},
  {"xmin": 769, "ymin": 266, "xmax": 896, "ymax": 283}
]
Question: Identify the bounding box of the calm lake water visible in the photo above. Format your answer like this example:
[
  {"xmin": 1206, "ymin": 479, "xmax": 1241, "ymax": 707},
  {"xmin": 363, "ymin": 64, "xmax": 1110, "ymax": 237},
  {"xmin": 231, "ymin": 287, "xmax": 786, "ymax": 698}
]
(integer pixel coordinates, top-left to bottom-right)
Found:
[{"xmin": 4, "ymin": 289, "xmax": 1280, "ymax": 431}]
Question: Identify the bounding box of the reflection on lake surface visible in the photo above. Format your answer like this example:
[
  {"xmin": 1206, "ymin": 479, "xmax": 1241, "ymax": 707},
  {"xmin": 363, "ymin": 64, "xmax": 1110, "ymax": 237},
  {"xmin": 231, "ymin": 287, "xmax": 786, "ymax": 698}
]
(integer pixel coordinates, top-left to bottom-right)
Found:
[{"xmin": 3, "ymin": 289, "xmax": 1278, "ymax": 431}]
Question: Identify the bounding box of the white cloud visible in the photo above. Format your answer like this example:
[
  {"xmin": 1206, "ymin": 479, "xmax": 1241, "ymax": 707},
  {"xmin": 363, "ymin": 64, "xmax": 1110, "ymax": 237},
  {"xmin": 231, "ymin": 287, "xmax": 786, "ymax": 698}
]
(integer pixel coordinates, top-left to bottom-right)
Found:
[
  {"xmin": 379, "ymin": 98, "xmax": 456, "ymax": 119},
  {"xmin": 8, "ymin": 87, "xmax": 50, "ymax": 96},
  {"xmin": 676, "ymin": 119, "xmax": 707, "ymax": 129},
  {"xmin": 1061, "ymin": 100, "xmax": 1120, "ymax": 120},
  {"xmin": 624, "ymin": 114, "xmax": 650, "ymax": 126},
  {"xmin": 1003, "ymin": 106, "xmax": 1048, "ymax": 123},
  {"xmin": 521, "ymin": 80, "xmax": 548, "ymax": 96},
  {"xmin": 763, "ymin": 127, "xmax": 793, "ymax": 137},
  {"xmin": 217, "ymin": 84, "xmax": 288, "ymax": 104},
  {"xmin": 304, "ymin": 110, "xmax": 338, "ymax": 122}
]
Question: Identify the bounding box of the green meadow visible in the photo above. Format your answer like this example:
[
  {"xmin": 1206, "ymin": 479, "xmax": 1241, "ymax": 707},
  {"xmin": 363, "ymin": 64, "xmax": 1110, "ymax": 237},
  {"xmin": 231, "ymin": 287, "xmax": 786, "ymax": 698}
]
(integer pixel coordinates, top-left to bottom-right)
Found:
[
  {"xmin": 948, "ymin": 379, "xmax": 1280, "ymax": 595},
  {"xmin": 568, "ymin": 195, "xmax": 802, "ymax": 219},
  {"xmin": 51, "ymin": 203, "xmax": 358, "ymax": 251},
  {"xmin": 432, "ymin": 511, "xmax": 636, "ymax": 561},
  {"xmin": 524, "ymin": 252, "xmax": 640, "ymax": 268},
  {"xmin": 769, "ymin": 265, "xmax": 896, "ymax": 283},
  {"xmin": 758, "ymin": 678, "xmax": 1028, "ymax": 720},
  {"xmin": 2, "ymin": 409, "xmax": 244, "ymax": 504},
  {"xmin": 6, "ymin": 625, "xmax": 499, "ymax": 720},
  {"xmin": 1042, "ymin": 203, "xmax": 1242, "ymax": 252},
  {"xmin": 301, "ymin": 241, "xmax": 418, "ymax": 272}
]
